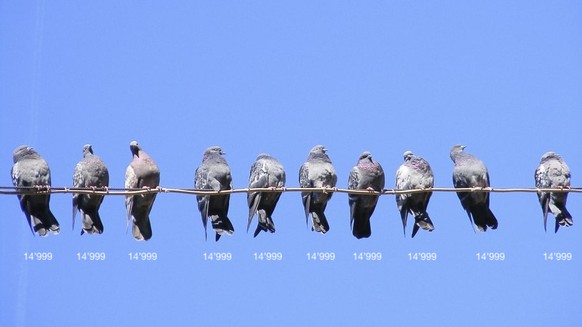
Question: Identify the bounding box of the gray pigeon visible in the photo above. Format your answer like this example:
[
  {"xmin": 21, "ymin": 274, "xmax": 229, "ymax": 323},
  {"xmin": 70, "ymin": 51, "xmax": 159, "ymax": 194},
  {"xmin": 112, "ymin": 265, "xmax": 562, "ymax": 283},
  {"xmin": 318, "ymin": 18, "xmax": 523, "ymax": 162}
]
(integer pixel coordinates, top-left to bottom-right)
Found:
[
  {"xmin": 195, "ymin": 146, "xmax": 235, "ymax": 241},
  {"xmin": 11, "ymin": 145, "xmax": 59, "ymax": 236},
  {"xmin": 72, "ymin": 144, "xmax": 110, "ymax": 235},
  {"xmin": 125, "ymin": 141, "xmax": 160, "ymax": 241},
  {"xmin": 535, "ymin": 152, "xmax": 573, "ymax": 232},
  {"xmin": 247, "ymin": 153, "xmax": 286, "ymax": 237},
  {"xmin": 348, "ymin": 151, "xmax": 385, "ymax": 239},
  {"xmin": 299, "ymin": 145, "xmax": 337, "ymax": 234},
  {"xmin": 395, "ymin": 151, "xmax": 435, "ymax": 238},
  {"xmin": 450, "ymin": 145, "xmax": 498, "ymax": 232}
]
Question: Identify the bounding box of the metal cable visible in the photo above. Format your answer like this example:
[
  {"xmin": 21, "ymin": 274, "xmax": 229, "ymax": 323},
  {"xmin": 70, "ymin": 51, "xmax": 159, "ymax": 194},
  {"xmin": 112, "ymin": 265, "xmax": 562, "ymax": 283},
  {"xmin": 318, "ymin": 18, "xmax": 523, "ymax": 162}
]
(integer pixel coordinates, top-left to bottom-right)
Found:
[{"xmin": 0, "ymin": 186, "xmax": 580, "ymax": 196}]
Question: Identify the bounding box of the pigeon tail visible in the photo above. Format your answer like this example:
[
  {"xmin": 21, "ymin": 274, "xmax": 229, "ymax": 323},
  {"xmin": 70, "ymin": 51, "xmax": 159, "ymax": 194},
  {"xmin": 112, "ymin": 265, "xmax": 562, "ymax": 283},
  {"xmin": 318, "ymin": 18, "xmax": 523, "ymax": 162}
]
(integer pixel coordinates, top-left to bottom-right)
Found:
[
  {"xmin": 253, "ymin": 216, "xmax": 275, "ymax": 237},
  {"xmin": 302, "ymin": 193, "xmax": 311, "ymax": 227},
  {"xmin": 132, "ymin": 215, "xmax": 152, "ymax": 241},
  {"xmin": 35, "ymin": 208, "xmax": 59, "ymax": 236},
  {"xmin": 45, "ymin": 210, "xmax": 60, "ymax": 235},
  {"xmin": 399, "ymin": 209, "xmax": 408, "ymax": 237},
  {"xmin": 212, "ymin": 216, "xmax": 234, "ymax": 241},
  {"xmin": 31, "ymin": 219, "xmax": 48, "ymax": 237},
  {"xmin": 554, "ymin": 206, "xmax": 573, "ymax": 233},
  {"xmin": 541, "ymin": 197, "xmax": 550, "ymax": 232},
  {"xmin": 311, "ymin": 211, "xmax": 329, "ymax": 234},
  {"xmin": 22, "ymin": 196, "xmax": 60, "ymax": 236},
  {"xmin": 470, "ymin": 205, "xmax": 498, "ymax": 232},
  {"xmin": 81, "ymin": 210, "xmax": 104, "ymax": 235},
  {"xmin": 352, "ymin": 216, "xmax": 371, "ymax": 239},
  {"xmin": 412, "ymin": 211, "xmax": 434, "ymax": 238}
]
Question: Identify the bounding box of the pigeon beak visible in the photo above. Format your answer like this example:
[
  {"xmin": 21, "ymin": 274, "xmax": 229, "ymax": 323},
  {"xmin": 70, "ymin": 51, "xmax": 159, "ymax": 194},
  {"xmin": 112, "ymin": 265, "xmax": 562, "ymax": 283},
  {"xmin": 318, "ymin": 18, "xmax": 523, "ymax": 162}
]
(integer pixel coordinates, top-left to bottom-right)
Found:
[{"xmin": 461, "ymin": 145, "xmax": 466, "ymax": 150}]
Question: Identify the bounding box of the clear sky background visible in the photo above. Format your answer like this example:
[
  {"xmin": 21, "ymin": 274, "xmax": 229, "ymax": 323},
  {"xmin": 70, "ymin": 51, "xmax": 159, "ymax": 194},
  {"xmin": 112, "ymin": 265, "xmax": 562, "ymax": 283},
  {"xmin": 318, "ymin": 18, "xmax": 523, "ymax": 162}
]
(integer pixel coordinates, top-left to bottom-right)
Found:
[{"xmin": 1, "ymin": 1, "xmax": 581, "ymax": 326}]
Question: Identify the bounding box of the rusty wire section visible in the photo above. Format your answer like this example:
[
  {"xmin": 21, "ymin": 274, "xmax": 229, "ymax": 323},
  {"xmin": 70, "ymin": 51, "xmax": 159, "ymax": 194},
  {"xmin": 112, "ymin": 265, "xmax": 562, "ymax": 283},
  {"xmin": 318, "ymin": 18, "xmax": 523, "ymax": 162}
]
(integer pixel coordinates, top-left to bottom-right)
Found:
[{"xmin": 0, "ymin": 186, "xmax": 580, "ymax": 196}]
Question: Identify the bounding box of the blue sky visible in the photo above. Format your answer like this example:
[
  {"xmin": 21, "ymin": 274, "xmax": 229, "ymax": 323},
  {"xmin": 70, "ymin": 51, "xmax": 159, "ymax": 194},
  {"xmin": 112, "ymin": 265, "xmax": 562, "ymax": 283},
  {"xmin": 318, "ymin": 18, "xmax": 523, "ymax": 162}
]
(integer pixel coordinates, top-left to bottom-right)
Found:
[{"xmin": 1, "ymin": 1, "xmax": 581, "ymax": 326}]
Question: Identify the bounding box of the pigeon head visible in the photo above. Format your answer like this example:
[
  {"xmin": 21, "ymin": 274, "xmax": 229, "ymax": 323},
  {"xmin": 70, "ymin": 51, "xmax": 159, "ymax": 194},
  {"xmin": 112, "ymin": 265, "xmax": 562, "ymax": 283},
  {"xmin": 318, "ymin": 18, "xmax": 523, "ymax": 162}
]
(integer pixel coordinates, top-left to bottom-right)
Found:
[
  {"xmin": 450, "ymin": 144, "xmax": 466, "ymax": 161},
  {"xmin": 207, "ymin": 146, "xmax": 224, "ymax": 154},
  {"xmin": 540, "ymin": 151, "xmax": 560, "ymax": 163},
  {"xmin": 256, "ymin": 153, "xmax": 271, "ymax": 160},
  {"xmin": 403, "ymin": 151, "xmax": 414, "ymax": 161},
  {"xmin": 358, "ymin": 151, "xmax": 375, "ymax": 165},
  {"xmin": 359, "ymin": 151, "xmax": 372, "ymax": 159},
  {"xmin": 307, "ymin": 145, "xmax": 332, "ymax": 162},
  {"xmin": 12, "ymin": 145, "xmax": 39, "ymax": 163},
  {"xmin": 82, "ymin": 144, "xmax": 94, "ymax": 157},
  {"xmin": 129, "ymin": 141, "xmax": 141, "ymax": 157},
  {"xmin": 203, "ymin": 146, "xmax": 225, "ymax": 160},
  {"xmin": 310, "ymin": 145, "xmax": 327, "ymax": 154}
]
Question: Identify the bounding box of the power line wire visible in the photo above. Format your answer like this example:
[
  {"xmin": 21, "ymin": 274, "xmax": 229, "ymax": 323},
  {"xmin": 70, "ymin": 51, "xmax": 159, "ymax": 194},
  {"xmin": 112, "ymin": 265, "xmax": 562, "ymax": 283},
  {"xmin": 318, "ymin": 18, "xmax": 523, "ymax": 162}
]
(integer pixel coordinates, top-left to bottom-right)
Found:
[{"xmin": 0, "ymin": 186, "xmax": 580, "ymax": 196}]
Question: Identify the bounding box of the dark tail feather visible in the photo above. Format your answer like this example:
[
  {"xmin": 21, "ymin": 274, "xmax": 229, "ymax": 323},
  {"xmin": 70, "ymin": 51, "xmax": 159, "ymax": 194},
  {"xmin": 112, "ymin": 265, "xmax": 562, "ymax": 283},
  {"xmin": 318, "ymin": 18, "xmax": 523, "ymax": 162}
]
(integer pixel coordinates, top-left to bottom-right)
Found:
[
  {"xmin": 411, "ymin": 224, "xmax": 420, "ymax": 238},
  {"xmin": 72, "ymin": 200, "xmax": 78, "ymax": 232},
  {"xmin": 246, "ymin": 213, "xmax": 254, "ymax": 234},
  {"xmin": 21, "ymin": 196, "xmax": 39, "ymax": 236},
  {"xmin": 247, "ymin": 193, "xmax": 260, "ymax": 233},
  {"xmin": 23, "ymin": 196, "xmax": 59, "ymax": 236},
  {"xmin": 412, "ymin": 212, "xmax": 434, "ymax": 238},
  {"xmin": 81, "ymin": 210, "xmax": 104, "ymax": 235},
  {"xmin": 30, "ymin": 214, "xmax": 47, "ymax": 237},
  {"xmin": 254, "ymin": 216, "xmax": 275, "ymax": 237},
  {"xmin": 18, "ymin": 195, "xmax": 35, "ymax": 235},
  {"xmin": 311, "ymin": 211, "xmax": 329, "ymax": 234},
  {"xmin": 399, "ymin": 209, "xmax": 408, "ymax": 237},
  {"xmin": 471, "ymin": 205, "xmax": 498, "ymax": 232},
  {"xmin": 555, "ymin": 206, "xmax": 573, "ymax": 233},
  {"xmin": 303, "ymin": 193, "xmax": 311, "ymax": 228},
  {"xmin": 133, "ymin": 215, "xmax": 152, "ymax": 241},
  {"xmin": 41, "ymin": 209, "xmax": 60, "ymax": 235},
  {"xmin": 542, "ymin": 199, "xmax": 550, "ymax": 232},
  {"xmin": 213, "ymin": 216, "xmax": 234, "ymax": 242},
  {"xmin": 352, "ymin": 216, "xmax": 371, "ymax": 239},
  {"xmin": 29, "ymin": 211, "xmax": 59, "ymax": 237}
]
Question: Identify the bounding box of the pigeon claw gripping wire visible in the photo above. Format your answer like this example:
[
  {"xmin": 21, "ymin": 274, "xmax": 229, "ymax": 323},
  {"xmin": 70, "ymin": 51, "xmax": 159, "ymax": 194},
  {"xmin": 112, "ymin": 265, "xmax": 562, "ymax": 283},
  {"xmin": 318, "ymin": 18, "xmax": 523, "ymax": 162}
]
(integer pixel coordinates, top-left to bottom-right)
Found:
[
  {"xmin": 34, "ymin": 185, "xmax": 50, "ymax": 193},
  {"xmin": 322, "ymin": 187, "xmax": 334, "ymax": 194}
]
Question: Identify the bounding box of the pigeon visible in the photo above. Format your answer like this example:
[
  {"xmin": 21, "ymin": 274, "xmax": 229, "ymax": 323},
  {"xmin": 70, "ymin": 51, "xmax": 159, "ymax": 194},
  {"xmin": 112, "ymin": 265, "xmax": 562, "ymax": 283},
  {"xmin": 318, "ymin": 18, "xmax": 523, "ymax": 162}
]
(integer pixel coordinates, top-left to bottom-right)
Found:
[
  {"xmin": 299, "ymin": 145, "xmax": 337, "ymax": 234},
  {"xmin": 11, "ymin": 145, "xmax": 59, "ymax": 236},
  {"xmin": 348, "ymin": 151, "xmax": 385, "ymax": 239},
  {"xmin": 195, "ymin": 146, "xmax": 235, "ymax": 241},
  {"xmin": 247, "ymin": 153, "xmax": 286, "ymax": 237},
  {"xmin": 395, "ymin": 151, "xmax": 435, "ymax": 238},
  {"xmin": 450, "ymin": 145, "xmax": 498, "ymax": 232},
  {"xmin": 72, "ymin": 144, "xmax": 110, "ymax": 235},
  {"xmin": 535, "ymin": 152, "xmax": 573, "ymax": 232},
  {"xmin": 125, "ymin": 141, "xmax": 160, "ymax": 241}
]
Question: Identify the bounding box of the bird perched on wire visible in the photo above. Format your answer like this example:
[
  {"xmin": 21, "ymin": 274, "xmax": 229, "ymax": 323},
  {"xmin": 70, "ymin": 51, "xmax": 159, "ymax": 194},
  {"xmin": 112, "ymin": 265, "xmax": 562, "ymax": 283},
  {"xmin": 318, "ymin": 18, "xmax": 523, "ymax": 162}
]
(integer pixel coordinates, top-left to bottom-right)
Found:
[
  {"xmin": 195, "ymin": 146, "xmax": 235, "ymax": 241},
  {"xmin": 450, "ymin": 144, "xmax": 498, "ymax": 232},
  {"xmin": 247, "ymin": 153, "xmax": 286, "ymax": 237},
  {"xmin": 535, "ymin": 152, "xmax": 573, "ymax": 233},
  {"xmin": 299, "ymin": 145, "xmax": 337, "ymax": 234},
  {"xmin": 125, "ymin": 141, "xmax": 160, "ymax": 241},
  {"xmin": 73, "ymin": 144, "xmax": 109, "ymax": 235},
  {"xmin": 395, "ymin": 151, "xmax": 435, "ymax": 238},
  {"xmin": 348, "ymin": 151, "xmax": 385, "ymax": 239},
  {"xmin": 11, "ymin": 145, "xmax": 60, "ymax": 236}
]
